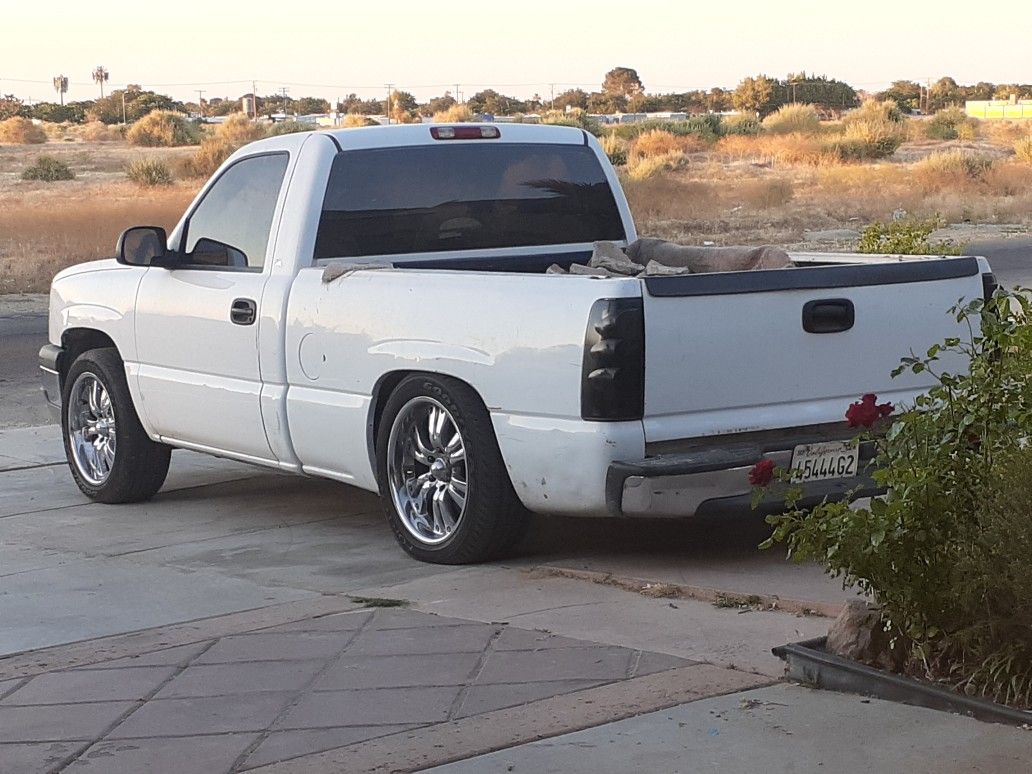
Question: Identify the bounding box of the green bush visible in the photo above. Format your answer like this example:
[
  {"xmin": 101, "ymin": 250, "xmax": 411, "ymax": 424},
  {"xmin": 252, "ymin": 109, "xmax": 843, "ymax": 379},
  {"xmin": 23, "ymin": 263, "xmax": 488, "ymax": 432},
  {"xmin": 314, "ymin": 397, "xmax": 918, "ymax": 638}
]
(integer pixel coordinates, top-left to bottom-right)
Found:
[
  {"xmin": 857, "ymin": 217, "xmax": 961, "ymax": 255},
  {"xmin": 761, "ymin": 103, "xmax": 820, "ymax": 135},
  {"xmin": 720, "ymin": 114, "xmax": 762, "ymax": 136},
  {"xmin": 539, "ymin": 108, "xmax": 603, "ymax": 136},
  {"xmin": 926, "ymin": 106, "xmax": 973, "ymax": 140},
  {"xmin": 127, "ymin": 110, "xmax": 199, "ymax": 147},
  {"xmin": 609, "ymin": 117, "xmax": 719, "ymax": 143},
  {"xmin": 21, "ymin": 155, "xmax": 74, "ymax": 181},
  {"xmin": 267, "ymin": 121, "xmax": 313, "ymax": 136},
  {"xmin": 763, "ymin": 290, "xmax": 1032, "ymax": 707},
  {"xmin": 126, "ymin": 158, "xmax": 173, "ymax": 186}
]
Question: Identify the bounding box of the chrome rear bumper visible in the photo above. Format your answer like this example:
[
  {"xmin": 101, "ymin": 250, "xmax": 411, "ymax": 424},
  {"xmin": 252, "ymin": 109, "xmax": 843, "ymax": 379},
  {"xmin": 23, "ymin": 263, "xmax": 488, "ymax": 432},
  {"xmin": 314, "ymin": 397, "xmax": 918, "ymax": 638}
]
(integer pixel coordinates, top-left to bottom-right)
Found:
[{"xmin": 608, "ymin": 434, "xmax": 880, "ymax": 518}]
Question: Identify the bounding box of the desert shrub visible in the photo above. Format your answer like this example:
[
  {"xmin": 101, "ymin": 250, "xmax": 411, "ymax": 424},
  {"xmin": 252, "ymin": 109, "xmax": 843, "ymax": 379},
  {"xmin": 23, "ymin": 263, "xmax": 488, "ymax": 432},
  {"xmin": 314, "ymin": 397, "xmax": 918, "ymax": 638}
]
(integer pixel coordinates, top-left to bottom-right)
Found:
[
  {"xmin": 215, "ymin": 113, "xmax": 266, "ymax": 144},
  {"xmin": 79, "ymin": 121, "xmax": 123, "ymax": 142},
  {"xmin": 914, "ymin": 150, "xmax": 995, "ymax": 191},
  {"xmin": 540, "ymin": 108, "xmax": 603, "ymax": 136},
  {"xmin": 625, "ymin": 150, "xmax": 688, "ymax": 180},
  {"xmin": 846, "ymin": 99, "xmax": 906, "ymax": 126},
  {"xmin": 720, "ymin": 114, "xmax": 762, "ymax": 136},
  {"xmin": 598, "ymin": 133, "xmax": 628, "ymax": 166},
  {"xmin": 631, "ymin": 129, "xmax": 703, "ymax": 158},
  {"xmin": 126, "ymin": 158, "xmax": 174, "ymax": 186},
  {"xmin": 984, "ymin": 120, "xmax": 1030, "ymax": 145},
  {"xmin": 761, "ymin": 103, "xmax": 820, "ymax": 135},
  {"xmin": 20, "ymin": 155, "xmax": 74, "ymax": 181},
  {"xmin": 609, "ymin": 117, "xmax": 718, "ymax": 143},
  {"xmin": 956, "ymin": 120, "xmax": 980, "ymax": 141},
  {"xmin": 432, "ymin": 104, "xmax": 473, "ymax": 123},
  {"xmin": 127, "ymin": 111, "xmax": 199, "ymax": 147},
  {"xmin": 179, "ymin": 137, "xmax": 236, "ymax": 179},
  {"xmin": 856, "ymin": 216, "xmax": 960, "ymax": 255},
  {"xmin": 926, "ymin": 107, "xmax": 973, "ymax": 140},
  {"xmin": 983, "ymin": 162, "xmax": 1032, "ymax": 195},
  {"xmin": 0, "ymin": 117, "xmax": 47, "ymax": 144},
  {"xmin": 267, "ymin": 121, "xmax": 312, "ymax": 136},
  {"xmin": 828, "ymin": 118, "xmax": 905, "ymax": 160},
  {"xmin": 763, "ymin": 290, "xmax": 1032, "ymax": 707},
  {"xmin": 1015, "ymin": 134, "xmax": 1032, "ymax": 164},
  {"xmin": 342, "ymin": 114, "xmax": 379, "ymax": 128}
]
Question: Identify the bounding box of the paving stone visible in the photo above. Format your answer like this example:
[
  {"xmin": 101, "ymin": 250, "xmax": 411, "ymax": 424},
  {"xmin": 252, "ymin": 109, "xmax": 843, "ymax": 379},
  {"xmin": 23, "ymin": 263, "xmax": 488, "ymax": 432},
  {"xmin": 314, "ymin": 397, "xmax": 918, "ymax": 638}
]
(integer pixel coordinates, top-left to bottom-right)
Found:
[
  {"xmin": 194, "ymin": 633, "xmax": 347, "ymax": 664},
  {"xmin": 453, "ymin": 679, "xmax": 606, "ymax": 718},
  {"xmin": 367, "ymin": 609, "xmax": 481, "ymax": 630},
  {"xmin": 72, "ymin": 642, "xmax": 213, "ymax": 670},
  {"xmin": 243, "ymin": 724, "xmax": 418, "ymax": 768},
  {"xmin": 275, "ymin": 686, "xmax": 462, "ymax": 728},
  {"xmin": 632, "ymin": 650, "xmax": 696, "ymax": 677},
  {"xmin": 107, "ymin": 693, "xmax": 295, "ymax": 738},
  {"xmin": 256, "ymin": 610, "xmax": 373, "ymax": 634},
  {"xmin": 67, "ymin": 732, "xmax": 258, "ymax": 773},
  {"xmin": 2, "ymin": 667, "xmax": 177, "ymax": 705},
  {"xmin": 0, "ymin": 677, "xmax": 26, "ymax": 699},
  {"xmin": 348, "ymin": 623, "xmax": 498, "ymax": 657},
  {"xmin": 0, "ymin": 701, "xmax": 136, "ymax": 742},
  {"xmin": 476, "ymin": 646, "xmax": 633, "ymax": 684},
  {"xmin": 492, "ymin": 628, "xmax": 596, "ymax": 652},
  {"xmin": 313, "ymin": 652, "xmax": 482, "ymax": 691},
  {"xmin": 155, "ymin": 660, "xmax": 325, "ymax": 699},
  {"xmin": 0, "ymin": 741, "xmax": 80, "ymax": 773}
]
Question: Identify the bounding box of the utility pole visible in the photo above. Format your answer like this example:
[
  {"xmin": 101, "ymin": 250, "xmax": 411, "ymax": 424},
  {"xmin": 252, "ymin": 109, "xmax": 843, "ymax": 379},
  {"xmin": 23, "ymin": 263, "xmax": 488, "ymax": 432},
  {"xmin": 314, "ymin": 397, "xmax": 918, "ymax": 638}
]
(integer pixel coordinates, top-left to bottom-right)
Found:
[
  {"xmin": 385, "ymin": 83, "xmax": 393, "ymax": 124},
  {"xmin": 53, "ymin": 75, "xmax": 68, "ymax": 106},
  {"xmin": 121, "ymin": 92, "xmax": 127, "ymax": 124},
  {"xmin": 455, "ymin": 83, "xmax": 461, "ymax": 104},
  {"xmin": 92, "ymin": 66, "xmax": 109, "ymax": 98},
  {"xmin": 252, "ymin": 80, "xmax": 258, "ymax": 119},
  {"xmin": 550, "ymin": 83, "xmax": 555, "ymax": 110},
  {"xmin": 195, "ymin": 89, "xmax": 205, "ymax": 116}
]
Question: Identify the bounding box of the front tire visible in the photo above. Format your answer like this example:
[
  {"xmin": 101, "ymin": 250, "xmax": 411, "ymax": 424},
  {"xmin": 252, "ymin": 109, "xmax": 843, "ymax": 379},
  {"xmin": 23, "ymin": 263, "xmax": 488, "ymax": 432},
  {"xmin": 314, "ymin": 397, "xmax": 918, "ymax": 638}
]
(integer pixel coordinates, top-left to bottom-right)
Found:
[
  {"xmin": 376, "ymin": 374, "xmax": 528, "ymax": 564},
  {"xmin": 62, "ymin": 348, "xmax": 171, "ymax": 503}
]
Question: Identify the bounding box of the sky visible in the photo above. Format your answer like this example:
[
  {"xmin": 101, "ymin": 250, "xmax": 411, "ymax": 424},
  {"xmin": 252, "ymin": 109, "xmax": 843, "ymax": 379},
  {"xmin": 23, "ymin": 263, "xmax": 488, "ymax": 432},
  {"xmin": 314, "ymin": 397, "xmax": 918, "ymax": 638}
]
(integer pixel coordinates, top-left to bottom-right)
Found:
[{"xmin": 3, "ymin": 0, "xmax": 1029, "ymax": 105}]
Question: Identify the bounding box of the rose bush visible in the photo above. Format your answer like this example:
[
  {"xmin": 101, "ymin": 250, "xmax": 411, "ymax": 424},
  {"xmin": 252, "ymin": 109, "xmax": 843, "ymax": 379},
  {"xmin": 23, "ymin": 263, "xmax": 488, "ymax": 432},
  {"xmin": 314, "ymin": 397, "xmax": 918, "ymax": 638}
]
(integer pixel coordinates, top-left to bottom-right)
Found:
[{"xmin": 758, "ymin": 288, "xmax": 1032, "ymax": 708}]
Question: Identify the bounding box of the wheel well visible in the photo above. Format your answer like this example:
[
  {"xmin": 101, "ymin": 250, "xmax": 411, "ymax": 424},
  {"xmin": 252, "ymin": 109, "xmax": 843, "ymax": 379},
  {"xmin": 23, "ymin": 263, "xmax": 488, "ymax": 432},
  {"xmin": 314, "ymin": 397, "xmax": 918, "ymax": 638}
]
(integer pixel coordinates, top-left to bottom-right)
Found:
[
  {"xmin": 366, "ymin": 370, "xmax": 489, "ymax": 473},
  {"xmin": 60, "ymin": 329, "xmax": 119, "ymax": 385}
]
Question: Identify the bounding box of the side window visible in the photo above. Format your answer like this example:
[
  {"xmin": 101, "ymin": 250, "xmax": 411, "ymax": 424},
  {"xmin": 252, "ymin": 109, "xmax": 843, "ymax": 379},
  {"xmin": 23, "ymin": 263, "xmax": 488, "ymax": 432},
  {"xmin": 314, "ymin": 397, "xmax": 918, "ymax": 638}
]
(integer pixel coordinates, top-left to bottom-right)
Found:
[{"xmin": 180, "ymin": 153, "xmax": 289, "ymax": 270}]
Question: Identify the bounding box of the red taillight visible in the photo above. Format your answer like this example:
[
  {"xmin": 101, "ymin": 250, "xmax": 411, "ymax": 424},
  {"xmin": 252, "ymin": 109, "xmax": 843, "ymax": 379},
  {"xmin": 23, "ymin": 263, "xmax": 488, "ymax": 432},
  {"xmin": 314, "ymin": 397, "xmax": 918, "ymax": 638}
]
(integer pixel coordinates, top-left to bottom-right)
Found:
[{"xmin": 430, "ymin": 125, "xmax": 500, "ymax": 140}]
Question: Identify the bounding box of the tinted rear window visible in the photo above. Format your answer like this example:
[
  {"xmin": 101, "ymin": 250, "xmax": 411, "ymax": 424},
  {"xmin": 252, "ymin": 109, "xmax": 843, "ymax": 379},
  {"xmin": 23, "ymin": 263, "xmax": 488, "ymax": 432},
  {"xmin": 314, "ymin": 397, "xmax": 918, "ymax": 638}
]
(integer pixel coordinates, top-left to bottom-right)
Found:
[{"xmin": 314, "ymin": 143, "xmax": 625, "ymax": 259}]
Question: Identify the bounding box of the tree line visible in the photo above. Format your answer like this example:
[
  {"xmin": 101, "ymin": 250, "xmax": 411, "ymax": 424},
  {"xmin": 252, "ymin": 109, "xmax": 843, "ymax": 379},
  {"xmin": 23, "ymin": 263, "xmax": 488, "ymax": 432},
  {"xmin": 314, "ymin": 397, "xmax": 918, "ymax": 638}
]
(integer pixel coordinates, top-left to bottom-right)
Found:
[{"xmin": 2, "ymin": 69, "xmax": 1030, "ymax": 124}]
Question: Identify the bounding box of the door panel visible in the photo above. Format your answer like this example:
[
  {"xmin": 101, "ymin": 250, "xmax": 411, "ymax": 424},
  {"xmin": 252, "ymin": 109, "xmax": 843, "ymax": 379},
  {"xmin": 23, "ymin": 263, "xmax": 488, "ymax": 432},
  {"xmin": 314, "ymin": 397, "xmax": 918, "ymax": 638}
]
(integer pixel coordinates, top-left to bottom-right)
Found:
[{"xmin": 134, "ymin": 269, "xmax": 273, "ymax": 458}]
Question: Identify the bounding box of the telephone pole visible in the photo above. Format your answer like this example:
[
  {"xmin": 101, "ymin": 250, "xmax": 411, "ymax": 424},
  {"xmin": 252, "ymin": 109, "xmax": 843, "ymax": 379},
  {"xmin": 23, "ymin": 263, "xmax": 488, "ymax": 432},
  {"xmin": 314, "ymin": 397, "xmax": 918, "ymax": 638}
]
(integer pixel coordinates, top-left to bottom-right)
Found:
[
  {"xmin": 385, "ymin": 83, "xmax": 394, "ymax": 124},
  {"xmin": 455, "ymin": 83, "xmax": 461, "ymax": 104},
  {"xmin": 195, "ymin": 89, "xmax": 205, "ymax": 116},
  {"xmin": 550, "ymin": 83, "xmax": 555, "ymax": 110}
]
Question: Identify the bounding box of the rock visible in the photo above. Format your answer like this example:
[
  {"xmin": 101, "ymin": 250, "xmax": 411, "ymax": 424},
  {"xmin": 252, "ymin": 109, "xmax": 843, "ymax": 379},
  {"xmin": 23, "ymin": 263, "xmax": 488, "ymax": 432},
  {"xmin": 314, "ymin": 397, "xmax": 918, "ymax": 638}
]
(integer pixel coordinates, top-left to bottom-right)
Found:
[
  {"xmin": 589, "ymin": 241, "xmax": 643, "ymax": 275},
  {"xmin": 826, "ymin": 599, "xmax": 899, "ymax": 669}
]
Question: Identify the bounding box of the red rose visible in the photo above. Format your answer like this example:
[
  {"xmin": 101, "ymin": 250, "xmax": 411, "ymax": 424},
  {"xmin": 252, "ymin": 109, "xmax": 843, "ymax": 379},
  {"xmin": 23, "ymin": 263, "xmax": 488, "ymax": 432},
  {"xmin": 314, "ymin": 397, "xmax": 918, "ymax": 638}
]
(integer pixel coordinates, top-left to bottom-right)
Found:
[
  {"xmin": 749, "ymin": 458, "xmax": 776, "ymax": 486},
  {"xmin": 846, "ymin": 393, "xmax": 894, "ymax": 428}
]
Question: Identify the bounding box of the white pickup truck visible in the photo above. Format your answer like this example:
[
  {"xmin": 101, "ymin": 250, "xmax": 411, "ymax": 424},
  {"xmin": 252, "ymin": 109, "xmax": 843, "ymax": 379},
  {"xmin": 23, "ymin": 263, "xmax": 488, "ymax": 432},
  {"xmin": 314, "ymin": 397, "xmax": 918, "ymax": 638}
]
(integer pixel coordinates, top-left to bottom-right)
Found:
[{"xmin": 40, "ymin": 123, "xmax": 994, "ymax": 563}]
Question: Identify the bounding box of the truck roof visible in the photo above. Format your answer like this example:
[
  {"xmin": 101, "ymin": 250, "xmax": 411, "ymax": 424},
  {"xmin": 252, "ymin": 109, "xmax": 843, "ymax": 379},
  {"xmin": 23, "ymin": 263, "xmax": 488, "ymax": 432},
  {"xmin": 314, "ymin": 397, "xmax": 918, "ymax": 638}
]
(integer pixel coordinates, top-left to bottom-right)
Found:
[{"xmin": 325, "ymin": 122, "xmax": 588, "ymax": 150}]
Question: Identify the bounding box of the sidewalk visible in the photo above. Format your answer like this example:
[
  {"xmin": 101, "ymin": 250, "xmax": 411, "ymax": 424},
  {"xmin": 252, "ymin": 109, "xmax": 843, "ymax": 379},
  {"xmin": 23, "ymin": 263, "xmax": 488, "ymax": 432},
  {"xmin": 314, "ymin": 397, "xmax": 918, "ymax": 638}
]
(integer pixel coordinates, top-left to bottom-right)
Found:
[{"xmin": 0, "ymin": 602, "xmax": 768, "ymax": 773}]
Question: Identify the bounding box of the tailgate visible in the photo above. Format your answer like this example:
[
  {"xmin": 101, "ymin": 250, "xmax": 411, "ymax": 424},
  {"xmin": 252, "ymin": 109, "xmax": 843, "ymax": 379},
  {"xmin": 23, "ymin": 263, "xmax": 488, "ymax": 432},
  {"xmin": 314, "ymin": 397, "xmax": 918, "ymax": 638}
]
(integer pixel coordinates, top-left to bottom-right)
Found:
[{"xmin": 640, "ymin": 256, "xmax": 986, "ymax": 443}]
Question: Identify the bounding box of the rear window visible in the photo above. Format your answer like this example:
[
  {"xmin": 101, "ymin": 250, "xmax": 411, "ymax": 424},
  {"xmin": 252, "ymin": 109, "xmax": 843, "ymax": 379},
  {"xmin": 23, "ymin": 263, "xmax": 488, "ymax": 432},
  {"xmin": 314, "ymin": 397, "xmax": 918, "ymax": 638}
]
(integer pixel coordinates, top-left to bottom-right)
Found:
[{"xmin": 314, "ymin": 142, "xmax": 625, "ymax": 259}]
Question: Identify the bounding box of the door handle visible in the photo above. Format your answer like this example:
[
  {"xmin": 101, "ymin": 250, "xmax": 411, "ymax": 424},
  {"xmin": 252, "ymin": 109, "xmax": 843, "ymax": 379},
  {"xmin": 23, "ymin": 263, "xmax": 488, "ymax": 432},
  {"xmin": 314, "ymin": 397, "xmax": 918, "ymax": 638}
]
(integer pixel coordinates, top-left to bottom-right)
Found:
[
  {"xmin": 230, "ymin": 298, "xmax": 257, "ymax": 326},
  {"xmin": 802, "ymin": 298, "xmax": 854, "ymax": 334}
]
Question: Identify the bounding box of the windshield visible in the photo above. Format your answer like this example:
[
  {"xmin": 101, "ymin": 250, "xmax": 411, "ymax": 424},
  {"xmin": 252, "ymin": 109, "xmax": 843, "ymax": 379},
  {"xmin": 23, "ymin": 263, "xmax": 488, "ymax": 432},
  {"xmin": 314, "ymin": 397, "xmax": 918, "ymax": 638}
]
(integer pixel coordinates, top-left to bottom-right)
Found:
[{"xmin": 314, "ymin": 142, "xmax": 625, "ymax": 259}]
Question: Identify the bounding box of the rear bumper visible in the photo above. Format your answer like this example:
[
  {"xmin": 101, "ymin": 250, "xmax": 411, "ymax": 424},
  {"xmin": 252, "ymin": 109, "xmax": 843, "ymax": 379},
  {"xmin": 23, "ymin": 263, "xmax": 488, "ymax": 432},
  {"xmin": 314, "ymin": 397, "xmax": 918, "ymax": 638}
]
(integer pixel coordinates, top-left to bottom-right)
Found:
[
  {"xmin": 608, "ymin": 434, "xmax": 881, "ymax": 518},
  {"xmin": 39, "ymin": 344, "xmax": 63, "ymax": 421}
]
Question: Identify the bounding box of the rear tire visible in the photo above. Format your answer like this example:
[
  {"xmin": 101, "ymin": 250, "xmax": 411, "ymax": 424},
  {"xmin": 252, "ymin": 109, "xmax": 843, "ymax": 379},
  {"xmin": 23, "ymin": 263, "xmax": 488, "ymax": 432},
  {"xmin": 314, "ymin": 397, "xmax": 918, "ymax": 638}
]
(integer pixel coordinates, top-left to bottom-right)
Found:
[
  {"xmin": 62, "ymin": 348, "xmax": 171, "ymax": 503},
  {"xmin": 376, "ymin": 374, "xmax": 529, "ymax": 564}
]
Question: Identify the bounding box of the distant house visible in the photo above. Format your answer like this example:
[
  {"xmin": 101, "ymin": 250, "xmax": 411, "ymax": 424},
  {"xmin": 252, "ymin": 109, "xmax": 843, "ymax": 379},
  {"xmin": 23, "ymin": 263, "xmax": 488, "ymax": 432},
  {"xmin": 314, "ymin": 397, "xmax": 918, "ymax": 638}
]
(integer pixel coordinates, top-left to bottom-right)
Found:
[{"xmin": 965, "ymin": 96, "xmax": 1032, "ymax": 120}]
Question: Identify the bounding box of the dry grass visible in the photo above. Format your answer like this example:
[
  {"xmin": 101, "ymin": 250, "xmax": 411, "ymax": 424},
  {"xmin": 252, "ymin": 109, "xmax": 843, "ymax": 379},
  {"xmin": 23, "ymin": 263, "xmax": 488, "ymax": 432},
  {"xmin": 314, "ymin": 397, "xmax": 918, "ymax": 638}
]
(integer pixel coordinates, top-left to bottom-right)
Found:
[
  {"xmin": 0, "ymin": 117, "xmax": 47, "ymax": 144},
  {"xmin": 717, "ymin": 132, "xmax": 830, "ymax": 165},
  {"xmin": 631, "ymin": 129, "xmax": 705, "ymax": 157},
  {"xmin": 761, "ymin": 103, "xmax": 821, "ymax": 135},
  {"xmin": 0, "ymin": 184, "xmax": 196, "ymax": 293},
  {"xmin": 432, "ymin": 105, "xmax": 473, "ymax": 123},
  {"xmin": 1016, "ymin": 135, "xmax": 1032, "ymax": 164}
]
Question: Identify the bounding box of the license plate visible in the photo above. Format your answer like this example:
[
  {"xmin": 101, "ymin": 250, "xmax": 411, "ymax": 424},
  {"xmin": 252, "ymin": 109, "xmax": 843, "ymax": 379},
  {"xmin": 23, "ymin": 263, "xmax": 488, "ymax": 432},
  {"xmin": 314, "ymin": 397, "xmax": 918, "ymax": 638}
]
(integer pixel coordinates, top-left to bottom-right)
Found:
[{"xmin": 790, "ymin": 441, "xmax": 859, "ymax": 483}]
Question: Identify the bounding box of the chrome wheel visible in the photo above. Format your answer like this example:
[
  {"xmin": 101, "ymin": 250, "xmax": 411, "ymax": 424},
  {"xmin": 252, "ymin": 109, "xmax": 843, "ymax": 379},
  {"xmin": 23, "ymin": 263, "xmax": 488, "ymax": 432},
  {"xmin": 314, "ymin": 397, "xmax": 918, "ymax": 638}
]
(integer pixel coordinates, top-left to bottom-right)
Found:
[
  {"xmin": 386, "ymin": 396, "xmax": 468, "ymax": 546},
  {"xmin": 67, "ymin": 372, "xmax": 117, "ymax": 486}
]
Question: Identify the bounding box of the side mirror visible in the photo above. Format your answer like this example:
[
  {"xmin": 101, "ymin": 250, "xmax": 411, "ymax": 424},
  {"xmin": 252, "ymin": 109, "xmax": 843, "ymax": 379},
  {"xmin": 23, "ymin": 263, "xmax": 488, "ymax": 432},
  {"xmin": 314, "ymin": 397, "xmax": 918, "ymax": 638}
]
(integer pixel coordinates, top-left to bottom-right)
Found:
[{"xmin": 116, "ymin": 226, "xmax": 168, "ymax": 267}]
